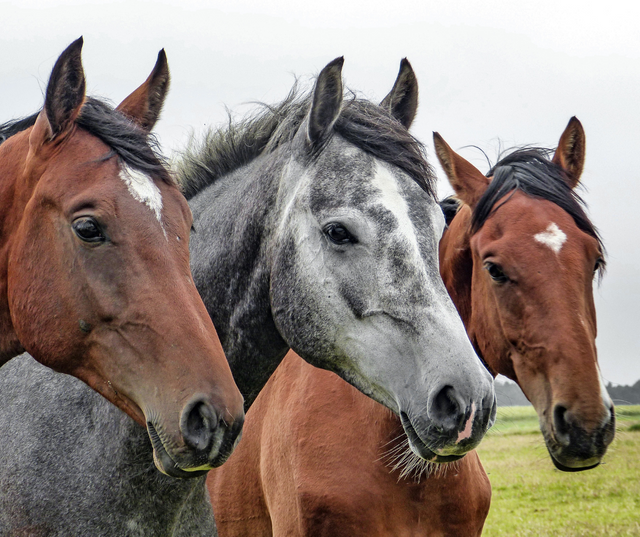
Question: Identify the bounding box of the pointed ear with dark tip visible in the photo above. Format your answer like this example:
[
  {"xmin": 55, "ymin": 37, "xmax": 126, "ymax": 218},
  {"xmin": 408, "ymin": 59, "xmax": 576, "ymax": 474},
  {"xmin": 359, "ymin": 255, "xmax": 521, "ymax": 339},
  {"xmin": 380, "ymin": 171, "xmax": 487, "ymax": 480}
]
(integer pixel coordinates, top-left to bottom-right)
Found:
[
  {"xmin": 117, "ymin": 49, "xmax": 170, "ymax": 133},
  {"xmin": 433, "ymin": 132, "xmax": 491, "ymax": 209},
  {"xmin": 552, "ymin": 116, "xmax": 585, "ymax": 189},
  {"xmin": 32, "ymin": 37, "xmax": 86, "ymax": 145},
  {"xmin": 380, "ymin": 58, "xmax": 418, "ymax": 129},
  {"xmin": 307, "ymin": 57, "xmax": 344, "ymax": 146}
]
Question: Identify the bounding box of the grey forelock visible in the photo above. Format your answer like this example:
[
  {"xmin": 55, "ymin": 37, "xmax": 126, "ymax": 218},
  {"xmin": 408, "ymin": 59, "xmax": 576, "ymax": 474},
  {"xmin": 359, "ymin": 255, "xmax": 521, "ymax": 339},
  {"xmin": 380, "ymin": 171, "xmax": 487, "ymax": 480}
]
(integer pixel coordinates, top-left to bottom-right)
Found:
[{"xmin": 0, "ymin": 354, "xmax": 217, "ymax": 536}]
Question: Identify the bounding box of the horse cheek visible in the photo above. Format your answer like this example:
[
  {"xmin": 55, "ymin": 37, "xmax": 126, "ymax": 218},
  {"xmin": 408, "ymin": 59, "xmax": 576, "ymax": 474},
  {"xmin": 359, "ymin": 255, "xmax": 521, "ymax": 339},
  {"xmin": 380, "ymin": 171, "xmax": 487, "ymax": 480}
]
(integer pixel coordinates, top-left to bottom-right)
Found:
[{"xmin": 7, "ymin": 214, "xmax": 85, "ymax": 371}]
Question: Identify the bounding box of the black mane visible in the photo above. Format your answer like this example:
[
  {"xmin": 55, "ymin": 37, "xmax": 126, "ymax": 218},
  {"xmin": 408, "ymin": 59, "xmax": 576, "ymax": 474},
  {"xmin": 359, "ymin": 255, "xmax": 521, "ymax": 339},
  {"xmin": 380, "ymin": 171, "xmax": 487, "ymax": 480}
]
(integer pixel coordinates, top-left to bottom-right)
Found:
[
  {"xmin": 0, "ymin": 113, "xmax": 39, "ymax": 144},
  {"xmin": 472, "ymin": 148, "xmax": 605, "ymax": 265},
  {"xmin": 178, "ymin": 86, "xmax": 436, "ymax": 199},
  {"xmin": 0, "ymin": 98, "xmax": 171, "ymax": 183}
]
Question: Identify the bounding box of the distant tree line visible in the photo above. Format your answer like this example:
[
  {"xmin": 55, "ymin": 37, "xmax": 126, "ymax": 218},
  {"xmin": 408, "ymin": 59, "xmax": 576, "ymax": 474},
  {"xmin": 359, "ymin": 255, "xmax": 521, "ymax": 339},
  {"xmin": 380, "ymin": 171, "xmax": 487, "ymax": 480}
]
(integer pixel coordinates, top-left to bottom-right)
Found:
[
  {"xmin": 606, "ymin": 380, "xmax": 640, "ymax": 405},
  {"xmin": 495, "ymin": 378, "xmax": 640, "ymax": 406}
]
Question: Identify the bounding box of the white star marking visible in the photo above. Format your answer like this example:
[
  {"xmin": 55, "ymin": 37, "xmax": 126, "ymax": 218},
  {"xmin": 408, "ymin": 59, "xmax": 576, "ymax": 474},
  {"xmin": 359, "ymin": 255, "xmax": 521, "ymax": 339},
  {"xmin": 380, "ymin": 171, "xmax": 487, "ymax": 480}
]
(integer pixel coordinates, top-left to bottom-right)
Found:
[{"xmin": 534, "ymin": 222, "xmax": 566, "ymax": 254}]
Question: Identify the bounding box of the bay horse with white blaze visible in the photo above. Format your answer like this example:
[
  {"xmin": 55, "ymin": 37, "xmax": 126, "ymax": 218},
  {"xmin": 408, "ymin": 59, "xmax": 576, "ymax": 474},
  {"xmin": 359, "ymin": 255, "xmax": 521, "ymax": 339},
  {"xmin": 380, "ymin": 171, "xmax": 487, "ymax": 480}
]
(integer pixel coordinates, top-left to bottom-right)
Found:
[
  {"xmin": 435, "ymin": 123, "xmax": 614, "ymax": 471},
  {"xmin": 0, "ymin": 39, "xmax": 244, "ymax": 477},
  {"xmin": 207, "ymin": 113, "xmax": 614, "ymax": 535}
]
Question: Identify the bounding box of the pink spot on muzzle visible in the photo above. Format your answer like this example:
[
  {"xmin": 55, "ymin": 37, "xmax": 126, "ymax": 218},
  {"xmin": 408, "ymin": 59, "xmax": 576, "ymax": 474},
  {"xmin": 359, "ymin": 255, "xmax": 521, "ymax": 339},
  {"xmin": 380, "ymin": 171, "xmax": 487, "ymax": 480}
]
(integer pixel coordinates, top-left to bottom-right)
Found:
[{"xmin": 457, "ymin": 402, "xmax": 476, "ymax": 443}]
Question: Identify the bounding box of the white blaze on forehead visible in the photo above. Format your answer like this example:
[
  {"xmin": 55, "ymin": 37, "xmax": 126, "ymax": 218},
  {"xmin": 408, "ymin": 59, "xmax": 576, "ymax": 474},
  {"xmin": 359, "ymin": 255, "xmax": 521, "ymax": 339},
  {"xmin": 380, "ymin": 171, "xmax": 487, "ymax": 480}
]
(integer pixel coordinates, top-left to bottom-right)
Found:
[
  {"xmin": 370, "ymin": 163, "xmax": 422, "ymax": 261},
  {"xmin": 534, "ymin": 222, "xmax": 567, "ymax": 254},
  {"xmin": 120, "ymin": 164, "xmax": 164, "ymax": 224}
]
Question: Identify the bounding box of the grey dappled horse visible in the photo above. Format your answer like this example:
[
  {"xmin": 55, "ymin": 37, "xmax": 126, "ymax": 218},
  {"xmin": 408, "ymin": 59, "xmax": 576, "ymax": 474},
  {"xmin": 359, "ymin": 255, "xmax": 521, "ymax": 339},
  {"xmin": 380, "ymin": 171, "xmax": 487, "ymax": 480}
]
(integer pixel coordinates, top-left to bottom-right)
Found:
[
  {"xmin": 184, "ymin": 58, "xmax": 495, "ymax": 457},
  {"xmin": 0, "ymin": 59, "xmax": 494, "ymax": 535}
]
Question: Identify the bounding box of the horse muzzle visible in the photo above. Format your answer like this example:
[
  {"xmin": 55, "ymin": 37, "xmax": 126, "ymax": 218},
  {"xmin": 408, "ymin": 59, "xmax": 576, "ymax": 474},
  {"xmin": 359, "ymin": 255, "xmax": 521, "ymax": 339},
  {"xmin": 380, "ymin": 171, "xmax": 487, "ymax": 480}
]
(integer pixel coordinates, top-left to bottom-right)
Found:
[
  {"xmin": 147, "ymin": 397, "xmax": 245, "ymax": 478},
  {"xmin": 543, "ymin": 404, "xmax": 615, "ymax": 472},
  {"xmin": 400, "ymin": 389, "xmax": 496, "ymax": 463}
]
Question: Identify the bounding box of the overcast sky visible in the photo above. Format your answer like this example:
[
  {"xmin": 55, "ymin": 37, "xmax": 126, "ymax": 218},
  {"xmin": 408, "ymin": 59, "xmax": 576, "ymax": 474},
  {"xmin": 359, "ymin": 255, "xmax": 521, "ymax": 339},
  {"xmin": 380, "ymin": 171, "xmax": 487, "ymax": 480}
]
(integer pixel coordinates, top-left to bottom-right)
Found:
[{"xmin": 2, "ymin": 0, "xmax": 638, "ymax": 386}]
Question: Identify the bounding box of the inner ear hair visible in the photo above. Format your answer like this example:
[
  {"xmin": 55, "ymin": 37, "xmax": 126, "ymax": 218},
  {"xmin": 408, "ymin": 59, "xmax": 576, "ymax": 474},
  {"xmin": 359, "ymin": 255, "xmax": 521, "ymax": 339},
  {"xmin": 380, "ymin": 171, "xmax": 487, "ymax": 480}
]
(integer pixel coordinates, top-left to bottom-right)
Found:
[
  {"xmin": 307, "ymin": 57, "xmax": 344, "ymax": 146},
  {"xmin": 552, "ymin": 116, "xmax": 585, "ymax": 189},
  {"xmin": 380, "ymin": 58, "xmax": 418, "ymax": 129},
  {"xmin": 44, "ymin": 37, "xmax": 86, "ymax": 139}
]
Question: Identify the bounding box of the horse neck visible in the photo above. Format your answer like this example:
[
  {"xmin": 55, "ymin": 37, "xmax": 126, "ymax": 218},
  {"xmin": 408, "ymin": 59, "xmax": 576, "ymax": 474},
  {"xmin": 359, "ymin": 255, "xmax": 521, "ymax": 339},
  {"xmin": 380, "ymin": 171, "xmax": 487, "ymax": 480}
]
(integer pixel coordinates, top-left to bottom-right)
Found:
[
  {"xmin": 0, "ymin": 354, "xmax": 215, "ymax": 536},
  {"xmin": 188, "ymin": 155, "xmax": 289, "ymax": 409}
]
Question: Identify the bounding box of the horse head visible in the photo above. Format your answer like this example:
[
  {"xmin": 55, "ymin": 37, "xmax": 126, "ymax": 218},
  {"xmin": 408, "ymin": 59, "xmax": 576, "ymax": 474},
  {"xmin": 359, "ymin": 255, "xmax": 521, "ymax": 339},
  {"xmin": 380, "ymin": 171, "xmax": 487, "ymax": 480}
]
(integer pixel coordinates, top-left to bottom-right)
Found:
[
  {"xmin": 0, "ymin": 39, "xmax": 244, "ymax": 477},
  {"xmin": 435, "ymin": 119, "xmax": 614, "ymax": 470},
  {"xmin": 267, "ymin": 58, "xmax": 496, "ymax": 461}
]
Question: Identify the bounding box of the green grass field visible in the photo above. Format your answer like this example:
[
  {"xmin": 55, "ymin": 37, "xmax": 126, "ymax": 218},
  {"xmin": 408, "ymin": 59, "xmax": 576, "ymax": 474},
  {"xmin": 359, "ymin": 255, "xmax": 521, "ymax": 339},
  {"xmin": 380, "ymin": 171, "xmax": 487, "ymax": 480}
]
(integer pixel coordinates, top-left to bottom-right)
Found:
[{"xmin": 477, "ymin": 405, "xmax": 640, "ymax": 536}]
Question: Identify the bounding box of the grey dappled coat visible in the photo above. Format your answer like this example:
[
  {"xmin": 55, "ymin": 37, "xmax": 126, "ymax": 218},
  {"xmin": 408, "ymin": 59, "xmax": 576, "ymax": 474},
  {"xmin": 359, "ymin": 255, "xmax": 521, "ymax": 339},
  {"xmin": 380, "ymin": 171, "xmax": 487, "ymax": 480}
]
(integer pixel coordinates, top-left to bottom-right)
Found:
[{"xmin": 0, "ymin": 354, "xmax": 216, "ymax": 537}]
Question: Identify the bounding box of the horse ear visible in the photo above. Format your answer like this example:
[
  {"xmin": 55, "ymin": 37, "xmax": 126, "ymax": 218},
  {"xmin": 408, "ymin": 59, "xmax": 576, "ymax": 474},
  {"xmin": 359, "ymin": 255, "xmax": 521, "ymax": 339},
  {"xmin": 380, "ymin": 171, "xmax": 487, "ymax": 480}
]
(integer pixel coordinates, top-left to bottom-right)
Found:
[
  {"xmin": 433, "ymin": 132, "xmax": 490, "ymax": 209},
  {"xmin": 117, "ymin": 49, "xmax": 170, "ymax": 133},
  {"xmin": 31, "ymin": 37, "xmax": 86, "ymax": 145},
  {"xmin": 380, "ymin": 58, "xmax": 418, "ymax": 129},
  {"xmin": 552, "ymin": 116, "xmax": 585, "ymax": 189},
  {"xmin": 307, "ymin": 57, "xmax": 344, "ymax": 146}
]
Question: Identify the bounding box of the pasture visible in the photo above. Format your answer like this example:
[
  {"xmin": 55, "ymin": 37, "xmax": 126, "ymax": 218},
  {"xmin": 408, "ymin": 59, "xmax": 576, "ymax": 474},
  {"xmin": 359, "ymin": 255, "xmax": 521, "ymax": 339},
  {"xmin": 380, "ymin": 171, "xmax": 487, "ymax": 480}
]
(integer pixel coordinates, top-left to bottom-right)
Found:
[{"xmin": 477, "ymin": 405, "xmax": 640, "ymax": 536}]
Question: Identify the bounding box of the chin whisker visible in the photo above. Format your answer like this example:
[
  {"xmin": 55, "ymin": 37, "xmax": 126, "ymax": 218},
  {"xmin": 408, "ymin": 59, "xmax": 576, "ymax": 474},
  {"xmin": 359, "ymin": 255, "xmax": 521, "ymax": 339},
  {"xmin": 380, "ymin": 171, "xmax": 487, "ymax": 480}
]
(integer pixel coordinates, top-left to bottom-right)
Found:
[{"xmin": 378, "ymin": 434, "xmax": 460, "ymax": 483}]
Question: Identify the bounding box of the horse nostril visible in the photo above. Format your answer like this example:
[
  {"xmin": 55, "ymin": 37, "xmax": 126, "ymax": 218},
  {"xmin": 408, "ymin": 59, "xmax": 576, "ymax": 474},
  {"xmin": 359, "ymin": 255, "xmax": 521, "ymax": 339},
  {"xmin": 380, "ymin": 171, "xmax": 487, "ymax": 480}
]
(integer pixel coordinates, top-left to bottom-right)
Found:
[
  {"xmin": 553, "ymin": 404, "xmax": 571, "ymax": 446},
  {"xmin": 180, "ymin": 398, "xmax": 217, "ymax": 451},
  {"xmin": 430, "ymin": 385, "xmax": 464, "ymax": 432}
]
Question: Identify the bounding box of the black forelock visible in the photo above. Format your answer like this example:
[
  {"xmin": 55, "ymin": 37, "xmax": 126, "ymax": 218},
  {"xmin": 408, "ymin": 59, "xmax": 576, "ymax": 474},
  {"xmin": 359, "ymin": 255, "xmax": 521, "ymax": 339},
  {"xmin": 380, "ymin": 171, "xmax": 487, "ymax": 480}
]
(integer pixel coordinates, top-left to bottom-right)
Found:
[
  {"xmin": 472, "ymin": 148, "xmax": 605, "ymax": 266},
  {"xmin": 0, "ymin": 98, "xmax": 172, "ymax": 184},
  {"xmin": 76, "ymin": 98, "xmax": 172, "ymax": 183},
  {"xmin": 177, "ymin": 84, "xmax": 436, "ymax": 200}
]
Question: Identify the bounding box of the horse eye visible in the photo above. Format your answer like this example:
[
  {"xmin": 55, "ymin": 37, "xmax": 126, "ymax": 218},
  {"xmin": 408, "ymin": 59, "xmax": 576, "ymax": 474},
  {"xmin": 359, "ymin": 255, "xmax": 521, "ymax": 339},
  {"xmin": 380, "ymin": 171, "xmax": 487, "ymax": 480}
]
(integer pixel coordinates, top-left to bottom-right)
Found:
[
  {"xmin": 484, "ymin": 262, "xmax": 509, "ymax": 284},
  {"xmin": 324, "ymin": 223, "xmax": 354, "ymax": 245},
  {"xmin": 73, "ymin": 217, "xmax": 105, "ymax": 243},
  {"xmin": 594, "ymin": 257, "xmax": 605, "ymax": 274}
]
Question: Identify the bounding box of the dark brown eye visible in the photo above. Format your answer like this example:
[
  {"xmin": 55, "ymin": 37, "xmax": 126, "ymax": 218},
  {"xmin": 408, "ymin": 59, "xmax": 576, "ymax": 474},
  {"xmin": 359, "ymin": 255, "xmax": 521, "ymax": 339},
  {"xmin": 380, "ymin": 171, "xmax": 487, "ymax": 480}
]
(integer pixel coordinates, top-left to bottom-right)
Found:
[
  {"xmin": 594, "ymin": 257, "xmax": 605, "ymax": 274},
  {"xmin": 484, "ymin": 262, "xmax": 509, "ymax": 284},
  {"xmin": 73, "ymin": 217, "xmax": 105, "ymax": 243},
  {"xmin": 324, "ymin": 223, "xmax": 355, "ymax": 245}
]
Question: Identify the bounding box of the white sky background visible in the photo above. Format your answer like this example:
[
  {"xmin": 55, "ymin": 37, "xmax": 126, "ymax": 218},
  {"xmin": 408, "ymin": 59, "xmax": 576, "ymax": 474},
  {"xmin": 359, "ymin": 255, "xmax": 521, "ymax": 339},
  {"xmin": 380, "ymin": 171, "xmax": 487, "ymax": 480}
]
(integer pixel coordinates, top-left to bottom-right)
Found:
[{"xmin": 2, "ymin": 0, "xmax": 639, "ymax": 386}]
